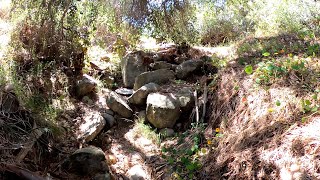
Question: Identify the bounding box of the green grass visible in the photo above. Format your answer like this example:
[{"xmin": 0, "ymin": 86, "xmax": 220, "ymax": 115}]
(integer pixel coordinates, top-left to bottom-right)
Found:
[{"xmin": 133, "ymin": 117, "xmax": 161, "ymax": 144}]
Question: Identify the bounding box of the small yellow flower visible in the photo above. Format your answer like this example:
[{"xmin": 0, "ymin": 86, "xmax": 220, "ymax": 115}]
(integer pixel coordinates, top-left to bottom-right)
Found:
[
  {"xmin": 207, "ymin": 139, "xmax": 212, "ymax": 145},
  {"xmin": 268, "ymin": 108, "xmax": 275, "ymax": 112},
  {"xmin": 215, "ymin": 128, "xmax": 220, "ymax": 133}
]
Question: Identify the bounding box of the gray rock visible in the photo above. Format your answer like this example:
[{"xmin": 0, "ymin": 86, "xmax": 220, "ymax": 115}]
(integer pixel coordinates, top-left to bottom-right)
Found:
[
  {"xmin": 129, "ymin": 83, "xmax": 160, "ymax": 105},
  {"xmin": 105, "ymin": 109, "xmax": 114, "ymax": 116},
  {"xmin": 121, "ymin": 52, "xmax": 148, "ymax": 88},
  {"xmin": 159, "ymin": 128, "xmax": 175, "ymax": 138},
  {"xmin": 115, "ymin": 87, "xmax": 134, "ymax": 96},
  {"xmin": 175, "ymin": 87, "xmax": 195, "ymax": 111},
  {"xmin": 171, "ymin": 64, "xmax": 178, "ymax": 71},
  {"xmin": 93, "ymin": 173, "xmax": 111, "ymax": 180},
  {"xmin": 106, "ymin": 91, "xmax": 133, "ymax": 118},
  {"xmin": 134, "ymin": 69, "xmax": 175, "ymax": 90},
  {"xmin": 136, "ymin": 110, "xmax": 146, "ymax": 122},
  {"xmin": 150, "ymin": 61, "xmax": 173, "ymax": 70},
  {"xmin": 102, "ymin": 113, "xmax": 115, "ymax": 128},
  {"xmin": 76, "ymin": 74, "xmax": 98, "ymax": 96},
  {"xmin": 175, "ymin": 59, "xmax": 204, "ymax": 79},
  {"xmin": 77, "ymin": 112, "xmax": 106, "ymax": 142},
  {"xmin": 82, "ymin": 96, "xmax": 93, "ymax": 105},
  {"xmin": 174, "ymin": 56, "xmax": 188, "ymax": 64},
  {"xmin": 146, "ymin": 93, "xmax": 181, "ymax": 128},
  {"xmin": 66, "ymin": 146, "xmax": 108, "ymax": 176},
  {"xmin": 127, "ymin": 165, "xmax": 147, "ymax": 180}
]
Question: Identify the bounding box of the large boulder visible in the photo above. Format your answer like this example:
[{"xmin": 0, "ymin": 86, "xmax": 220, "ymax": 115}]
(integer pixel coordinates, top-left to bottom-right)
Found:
[
  {"xmin": 77, "ymin": 112, "xmax": 106, "ymax": 142},
  {"xmin": 121, "ymin": 52, "xmax": 148, "ymax": 88},
  {"xmin": 76, "ymin": 74, "xmax": 98, "ymax": 96},
  {"xmin": 146, "ymin": 93, "xmax": 181, "ymax": 128},
  {"xmin": 64, "ymin": 146, "xmax": 109, "ymax": 177},
  {"xmin": 128, "ymin": 83, "xmax": 160, "ymax": 105},
  {"xmin": 150, "ymin": 61, "xmax": 173, "ymax": 70},
  {"xmin": 134, "ymin": 69, "xmax": 175, "ymax": 90},
  {"xmin": 175, "ymin": 87, "xmax": 195, "ymax": 111},
  {"xmin": 106, "ymin": 91, "xmax": 133, "ymax": 118},
  {"xmin": 175, "ymin": 59, "xmax": 204, "ymax": 79}
]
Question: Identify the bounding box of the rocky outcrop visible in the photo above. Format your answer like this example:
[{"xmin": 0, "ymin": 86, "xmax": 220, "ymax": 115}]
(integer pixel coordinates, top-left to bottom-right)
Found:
[
  {"xmin": 121, "ymin": 52, "xmax": 148, "ymax": 88},
  {"xmin": 175, "ymin": 59, "xmax": 203, "ymax": 79},
  {"xmin": 146, "ymin": 93, "xmax": 181, "ymax": 128},
  {"xmin": 129, "ymin": 83, "xmax": 160, "ymax": 105},
  {"xmin": 106, "ymin": 91, "xmax": 133, "ymax": 118},
  {"xmin": 77, "ymin": 112, "xmax": 106, "ymax": 142},
  {"xmin": 76, "ymin": 74, "xmax": 98, "ymax": 96},
  {"xmin": 134, "ymin": 69, "xmax": 175, "ymax": 90},
  {"xmin": 64, "ymin": 146, "xmax": 110, "ymax": 177}
]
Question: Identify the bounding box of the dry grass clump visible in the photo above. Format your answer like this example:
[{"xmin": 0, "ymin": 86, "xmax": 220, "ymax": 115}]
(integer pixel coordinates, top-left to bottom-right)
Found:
[
  {"xmin": 201, "ymin": 55, "xmax": 319, "ymax": 179},
  {"xmin": 0, "ymin": 0, "xmax": 11, "ymax": 20}
]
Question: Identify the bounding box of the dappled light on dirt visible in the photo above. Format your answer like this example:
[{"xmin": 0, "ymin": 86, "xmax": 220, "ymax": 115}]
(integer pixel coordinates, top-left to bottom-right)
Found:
[{"xmin": 261, "ymin": 116, "xmax": 320, "ymax": 179}]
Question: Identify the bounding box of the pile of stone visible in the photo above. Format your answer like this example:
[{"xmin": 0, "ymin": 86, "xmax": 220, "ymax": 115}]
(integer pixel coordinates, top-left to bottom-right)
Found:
[{"xmin": 75, "ymin": 47, "xmax": 217, "ymax": 143}]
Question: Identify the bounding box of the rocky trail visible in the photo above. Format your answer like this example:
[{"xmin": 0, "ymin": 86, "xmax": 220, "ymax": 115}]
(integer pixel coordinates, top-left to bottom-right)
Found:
[
  {"xmin": 0, "ymin": 39, "xmax": 219, "ymax": 179},
  {"xmin": 2, "ymin": 4, "xmax": 320, "ymax": 179}
]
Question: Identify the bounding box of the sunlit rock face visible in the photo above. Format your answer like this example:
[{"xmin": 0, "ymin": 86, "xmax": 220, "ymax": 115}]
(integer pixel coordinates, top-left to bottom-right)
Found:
[
  {"xmin": 77, "ymin": 111, "xmax": 106, "ymax": 143},
  {"xmin": 129, "ymin": 83, "xmax": 160, "ymax": 105},
  {"xmin": 76, "ymin": 74, "xmax": 97, "ymax": 97},
  {"xmin": 121, "ymin": 52, "xmax": 148, "ymax": 88},
  {"xmin": 146, "ymin": 93, "xmax": 181, "ymax": 128},
  {"xmin": 106, "ymin": 91, "xmax": 133, "ymax": 118},
  {"xmin": 133, "ymin": 69, "xmax": 175, "ymax": 90}
]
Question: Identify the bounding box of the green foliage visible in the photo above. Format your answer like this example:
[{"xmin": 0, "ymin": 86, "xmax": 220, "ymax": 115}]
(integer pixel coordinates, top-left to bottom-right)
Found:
[
  {"xmin": 248, "ymin": 55, "xmax": 309, "ymax": 85},
  {"xmin": 147, "ymin": 0, "xmax": 198, "ymax": 44},
  {"xmin": 161, "ymin": 123, "xmax": 206, "ymax": 179},
  {"xmin": 262, "ymin": 52, "xmax": 270, "ymax": 57},
  {"xmin": 306, "ymin": 44, "xmax": 320, "ymax": 57},
  {"xmin": 244, "ymin": 65, "xmax": 253, "ymax": 75},
  {"xmin": 301, "ymin": 99, "xmax": 319, "ymax": 113},
  {"xmin": 133, "ymin": 117, "xmax": 161, "ymax": 144}
]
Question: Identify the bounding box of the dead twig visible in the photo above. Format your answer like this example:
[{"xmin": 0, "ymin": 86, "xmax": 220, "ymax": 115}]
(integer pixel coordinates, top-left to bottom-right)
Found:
[
  {"xmin": 194, "ymin": 90, "xmax": 199, "ymax": 125},
  {"xmin": 201, "ymin": 83, "xmax": 208, "ymax": 123},
  {"xmin": 0, "ymin": 163, "xmax": 47, "ymax": 180},
  {"xmin": 16, "ymin": 125, "xmax": 44, "ymax": 163}
]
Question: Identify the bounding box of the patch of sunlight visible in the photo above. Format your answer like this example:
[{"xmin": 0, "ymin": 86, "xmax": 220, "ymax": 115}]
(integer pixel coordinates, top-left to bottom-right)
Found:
[
  {"xmin": 193, "ymin": 45, "xmax": 235, "ymax": 59},
  {"xmin": 0, "ymin": 0, "xmax": 11, "ymax": 16},
  {"xmin": 124, "ymin": 128, "xmax": 159, "ymax": 156},
  {"xmin": 247, "ymin": 87, "xmax": 299, "ymax": 122},
  {"xmin": 52, "ymin": 97, "xmax": 76, "ymax": 111},
  {"xmin": 138, "ymin": 36, "xmax": 158, "ymax": 50},
  {"xmin": 0, "ymin": 0, "xmax": 11, "ymax": 8},
  {"xmin": 87, "ymin": 45, "xmax": 110, "ymax": 61},
  {"xmin": 260, "ymin": 116, "xmax": 320, "ymax": 179}
]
